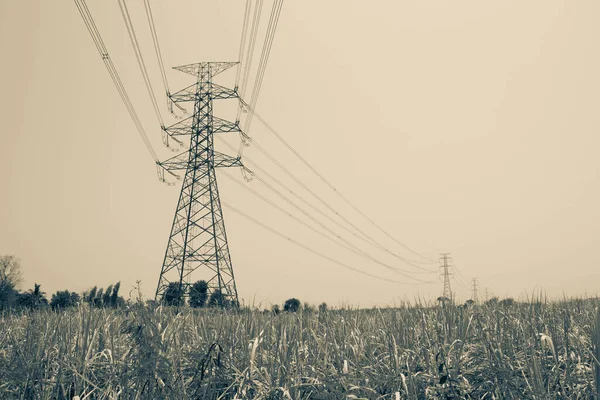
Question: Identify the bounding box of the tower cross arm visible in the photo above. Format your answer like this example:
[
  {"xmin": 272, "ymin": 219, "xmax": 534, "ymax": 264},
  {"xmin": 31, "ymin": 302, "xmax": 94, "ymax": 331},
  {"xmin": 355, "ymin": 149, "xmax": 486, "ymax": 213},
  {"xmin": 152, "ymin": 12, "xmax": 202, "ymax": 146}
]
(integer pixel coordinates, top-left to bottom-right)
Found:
[
  {"xmin": 173, "ymin": 62, "xmax": 238, "ymax": 77},
  {"xmin": 170, "ymin": 82, "xmax": 238, "ymax": 103},
  {"xmin": 157, "ymin": 151, "xmax": 243, "ymax": 171},
  {"xmin": 214, "ymin": 151, "xmax": 243, "ymax": 168},
  {"xmin": 163, "ymin": 115, "xmax": 241, "ymax": 137}
]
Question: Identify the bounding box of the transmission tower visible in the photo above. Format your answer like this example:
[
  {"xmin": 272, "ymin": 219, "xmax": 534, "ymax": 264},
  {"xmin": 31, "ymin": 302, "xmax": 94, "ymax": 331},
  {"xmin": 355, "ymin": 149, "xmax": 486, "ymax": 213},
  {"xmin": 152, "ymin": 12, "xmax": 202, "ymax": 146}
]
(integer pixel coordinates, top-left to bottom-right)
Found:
[
  {"xmin": 155, "ymin": 62, "xmax": 243, "ymax": 305},
  {"xmin": 439, "ymin": 253, "xmax": 453, "ymax": 300},
  {"xmin": 471, "ymin": 278, "xmax": 479, "ymax": 304}
]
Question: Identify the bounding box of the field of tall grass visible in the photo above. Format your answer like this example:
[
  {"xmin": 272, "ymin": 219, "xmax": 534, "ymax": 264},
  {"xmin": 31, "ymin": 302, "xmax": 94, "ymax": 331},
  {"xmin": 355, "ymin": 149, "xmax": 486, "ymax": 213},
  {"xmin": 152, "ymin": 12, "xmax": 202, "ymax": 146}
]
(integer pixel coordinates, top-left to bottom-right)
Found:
[{"xmin": 1, "ymin": 298, "xmax": 599, "ymax": 399}]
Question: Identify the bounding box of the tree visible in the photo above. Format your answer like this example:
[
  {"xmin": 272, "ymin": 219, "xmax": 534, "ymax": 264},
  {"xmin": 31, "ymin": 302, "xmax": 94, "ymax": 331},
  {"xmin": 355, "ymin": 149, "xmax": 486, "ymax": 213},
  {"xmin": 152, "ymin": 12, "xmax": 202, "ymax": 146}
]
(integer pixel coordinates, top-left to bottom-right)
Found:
[
  {"xmin": 284, "ymin": 298, "xmax": 301, "ymax": 313},
  {"xmin": 50, "ymin": 290, "xmax": 80, "ymax": 310},
  {"xmin": 303, "ymin": 303, "xmax": 315, "ymax": 313},
  {"xmin": 271, "ymin": 304, "xmax": 281, "ymax": 315},
  {"xmin": 499, "ymin": 298, "xmax": 515, "ymax": 307},
  {"xmin": 102, "ymin": 284, "xmax": 113, "ymax": 306},
  {"xmin": 485, "ymin": 297, "xmax": 499, "ymax": 306},
  {"xmin": 0, "ymin": 280, "xmax": 17, "ymax": 309},
  {"xmin": 17, "ymin": 283, "xmax": 49, "ymax": 309},
  {"xmin": 162, "ymin": 282, "xmax": 185, "ymax": 306},
  {"xmin": 208, "ymin": 289, "xmax": 228, "ymax": 308},
  {"xmin": 93, "ymin": 288, "xmax": 104, "ymax": 307},
  {"xmin": 85, "ymin": 286, "xmax": 97, "ymax": 304},
  {"xmin": 318, "ymin": 302, "xmax": 328, "ymax": 313},
  {"xmin": 0, "ymin": 255, "xmax": 23, "ymax": 308},
  {"xmin": 110, "ymin": 282, "xmax": 122, "ymax": 307},
  {"xmin": 189, "ymin": 280, "xmax": 209, "ymax": 308},
  {"xmin": 0, "ymin": 255, "xmax": 23, "ymax": 289}
]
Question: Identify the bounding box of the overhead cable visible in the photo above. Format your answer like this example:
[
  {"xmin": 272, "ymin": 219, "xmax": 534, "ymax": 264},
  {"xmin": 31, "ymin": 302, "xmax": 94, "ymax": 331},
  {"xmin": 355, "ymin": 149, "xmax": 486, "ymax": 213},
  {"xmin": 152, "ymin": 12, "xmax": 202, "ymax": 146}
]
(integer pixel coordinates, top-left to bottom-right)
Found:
[
  {"xmin": 222, "ymin": 170, "xmax": 435, "ymax": 282},
  {"xmin": 235, "ymin": 0, "xmax": 251, "ymax": 89},
  {"xmin": 143, "ymin": 0, "xmax": 186, "ymax": 115},
  {"xmin": 218, "ymin": 136, "xmax": 432, "ymax": 273},
  {"xmin": 237, "ymin": 0, "xmax": 264, "ymax": 122},
  {"xmin": 240, "ymin": 97, "xmax": 437, "ymax": 264},
  {"xmin": 118, "ymin": 0, "xmax": 181, "ymax": 151},
  {"xmin": 74, "ymin": 0, "xmax": 159, "ymax": 162},
  {"xmin": 230, "ymin": 128, "xmax": 436, "ymax": 272},
  {"xmin": 240, "ymin": 0, "xmax": 284, "ymax": 156},
  {"xmin": 222, "ymin": 202, "xmax": 433, "ymax": 285}
]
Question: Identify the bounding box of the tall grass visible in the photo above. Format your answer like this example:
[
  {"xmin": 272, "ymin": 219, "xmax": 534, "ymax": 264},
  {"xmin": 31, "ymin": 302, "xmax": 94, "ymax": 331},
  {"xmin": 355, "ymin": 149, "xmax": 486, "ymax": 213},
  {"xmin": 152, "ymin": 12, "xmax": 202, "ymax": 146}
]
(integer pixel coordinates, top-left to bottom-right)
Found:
[{"xmin": 0, "ymin": 298, "xmax": 598, "ymax": 399}]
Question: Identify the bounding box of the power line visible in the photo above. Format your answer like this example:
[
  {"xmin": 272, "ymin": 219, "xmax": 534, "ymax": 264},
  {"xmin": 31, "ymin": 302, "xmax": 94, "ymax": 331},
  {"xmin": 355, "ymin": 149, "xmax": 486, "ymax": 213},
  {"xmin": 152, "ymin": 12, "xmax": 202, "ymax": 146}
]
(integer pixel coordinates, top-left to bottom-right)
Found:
[
  {"xmin": 74, "ymin": 0, "xmax": 159, "ymax": 162},
  {"xmin": 222, "ymin": 201, "xmax": 432, "ymax": 285},
  {"xmin": 240, "ymin": 98, "xmax": 437, "ymax": 264},
  {"xmin": 234, "ymin": 0, "xmax": 251, "ymax": 89},
  {"xmin": 231, "ymin": 128, "xmax": 436, "ymax": 272},
  {"xmin": 237, "ymin": 0, "xmax": 264, "ymax": 122},
  {"xmin": 451, "ymin": 261, "xmax": 471, "ymax": 293},
  {"xmin": 118, "ymin": 0, "xmax": 180, "ymax": 151},
  {"xmin": 218, "ymin": 135, "xmax": 434, "ymax": 273},
  {"xmin": 240, "ymin": 0, "xmax": 284, "ymax": 155},
  {"xmin": 143, "ymin": 0, "xmax": 186, "ymax": 116},
  {"xmin": 222, "ymin": 170, "xmax": 435, "ymax": 282}
]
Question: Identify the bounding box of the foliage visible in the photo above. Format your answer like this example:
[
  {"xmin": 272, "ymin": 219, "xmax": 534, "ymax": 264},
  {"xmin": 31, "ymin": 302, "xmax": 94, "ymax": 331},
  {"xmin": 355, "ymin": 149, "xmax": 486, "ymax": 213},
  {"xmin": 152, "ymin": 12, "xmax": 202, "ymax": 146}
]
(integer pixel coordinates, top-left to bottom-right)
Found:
[
  {"xmin": 303, "ymin": 302, "xmax": 315, "ymax": 313},
  {"xmin": 208, "ymin": 289, "xmax": 228, "ymax": 308},
  {"xmin": 84, "ymin": 283, "xmax": 124, "ymax": 308},
  {"xmin": 0, "ymin": 255, "xmax": 23, "ymax": 309},
  {"xmin": 17, "ymin": 283, "xmax": 49, "ymax": 309},
  {"xmin": 50, "ymin": 290, "xmax": 80, "ymax": 310},
  {"xmin": 162, "ymin": 282, "xmax": 185, "ymax": 306},
  {"xmin": 0, "ymin": 280, "xmax": 18, "ymax": 309},
  {"xmin": 0, "ymin": 298, "xmax": 597, "ymax": 398},
  {"xmin": 283, "ymin": 298, "xmax": 301, "ymax": 312},
  {"xmin": 484, "ymin": 296, "xmax": 499, "ymax": 305},
  {"xmin": 189, "ymin": 280, "xmax": 208, "ymax": 308},
  {"xmin": 500, "ymin": 297, "xmax": 515, "ymax": 306},
  {"xmin": 0, "ymin": 255, "xmax": 23, "ymax": 289},
  {"xmin": 318, "ymin": 302, "xmax": 328, "ymax": 313}
]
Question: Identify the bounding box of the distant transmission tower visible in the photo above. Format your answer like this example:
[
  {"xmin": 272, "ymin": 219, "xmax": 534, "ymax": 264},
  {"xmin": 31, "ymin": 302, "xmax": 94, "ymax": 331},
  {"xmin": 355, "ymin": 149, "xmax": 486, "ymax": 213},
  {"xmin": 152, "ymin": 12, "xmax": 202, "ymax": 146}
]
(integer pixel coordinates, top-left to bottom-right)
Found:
[
  {"xmin": 439, "ymin": 253, "xmax": 453, "ymax": 300},
  {"xmin": 471, "ymin": 278, "xmax": 479, "ymax": 304},
  {"xmin": 155, "ymin": 62, "xmax": 242, "ymax": 305}
]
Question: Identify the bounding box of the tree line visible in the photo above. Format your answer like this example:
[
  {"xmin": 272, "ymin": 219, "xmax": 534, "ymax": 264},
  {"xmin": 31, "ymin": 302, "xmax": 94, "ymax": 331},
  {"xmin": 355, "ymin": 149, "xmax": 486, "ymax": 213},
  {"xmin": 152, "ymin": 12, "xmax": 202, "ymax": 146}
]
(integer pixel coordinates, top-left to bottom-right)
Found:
[
  {"xmin": 0, "ymin": 255, "xmax": 125, "ymax": 310},
  {"xmin": 0, "ymin": 255, "xmax": 326, "ymax": 312}
]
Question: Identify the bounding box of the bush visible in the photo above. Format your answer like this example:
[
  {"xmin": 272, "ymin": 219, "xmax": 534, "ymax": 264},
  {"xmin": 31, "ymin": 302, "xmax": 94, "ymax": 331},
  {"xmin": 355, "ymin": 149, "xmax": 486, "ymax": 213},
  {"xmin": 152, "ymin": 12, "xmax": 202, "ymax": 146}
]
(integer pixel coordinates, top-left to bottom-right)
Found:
[
  {"xmin": 500, "ymin": 298, "xmax": 515, "ymax": 307},
  {"xmin": 50, "ymin": 290, "xmax": 80, "ymax": 310},
  {"xmin": 0, "ymin": 280, "xmax": 18, "ymax": 309},
  {"xmin": 17, "ymin": 283, "xmax": 48, "ymax": 310},
  {"xmin": 162, "ymin": 282, "xmax": 185, "ymax": 306},
  {"xmin": 284, "ymin": 298, "xmax": 301, "ymax": 313},
  {"xmin": 208, "ymin": 290, "xmax": 229, "ymax": 308},
  {"xmin": 189, "ymin": 280, "xmax": 208, "ymax": 308},
  {"xmin": 83, "ymin": 283, "xmax": 124, "ymax": 308}
]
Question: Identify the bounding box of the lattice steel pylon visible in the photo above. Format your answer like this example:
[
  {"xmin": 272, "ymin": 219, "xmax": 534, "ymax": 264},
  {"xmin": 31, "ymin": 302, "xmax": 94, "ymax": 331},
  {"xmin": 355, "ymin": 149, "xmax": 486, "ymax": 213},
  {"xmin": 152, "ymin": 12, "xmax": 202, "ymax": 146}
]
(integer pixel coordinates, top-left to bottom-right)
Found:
[
  {"xmin": 439, "ymin": 253, "xmax": 453, "ymax": 301},
  {"xmin": 155, "ymin": 61, "xmax": 243, "ymax": 306}
]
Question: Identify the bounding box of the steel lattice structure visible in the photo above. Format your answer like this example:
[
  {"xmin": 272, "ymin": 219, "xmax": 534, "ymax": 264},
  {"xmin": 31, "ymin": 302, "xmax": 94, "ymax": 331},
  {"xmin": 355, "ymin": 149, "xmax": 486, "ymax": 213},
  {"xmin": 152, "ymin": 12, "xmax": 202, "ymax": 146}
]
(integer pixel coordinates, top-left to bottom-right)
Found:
[
  {"xmin": 155, "ymin": 61, "xmax": 242, "ymax": 305},
  {"xmin": 439, "ymin": 253, "xmax": 453, "ymax": 301}
]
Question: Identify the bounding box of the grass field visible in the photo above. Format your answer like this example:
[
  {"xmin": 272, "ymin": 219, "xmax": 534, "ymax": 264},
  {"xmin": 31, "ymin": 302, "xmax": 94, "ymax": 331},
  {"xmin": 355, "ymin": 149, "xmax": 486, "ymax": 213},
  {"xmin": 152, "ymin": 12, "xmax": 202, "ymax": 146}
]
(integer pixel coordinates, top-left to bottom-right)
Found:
[{"xmin": 1, "ymin": 298, "xmax": 599, "ymax": 399}]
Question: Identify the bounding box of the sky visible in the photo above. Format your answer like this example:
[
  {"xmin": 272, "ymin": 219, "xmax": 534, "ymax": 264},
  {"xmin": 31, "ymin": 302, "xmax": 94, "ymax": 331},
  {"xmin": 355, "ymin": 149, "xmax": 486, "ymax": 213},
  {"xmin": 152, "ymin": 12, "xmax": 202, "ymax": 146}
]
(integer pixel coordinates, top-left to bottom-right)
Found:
[{"xmin": 0, "ymin": 0, "xmax": 598, "ymax": 307}]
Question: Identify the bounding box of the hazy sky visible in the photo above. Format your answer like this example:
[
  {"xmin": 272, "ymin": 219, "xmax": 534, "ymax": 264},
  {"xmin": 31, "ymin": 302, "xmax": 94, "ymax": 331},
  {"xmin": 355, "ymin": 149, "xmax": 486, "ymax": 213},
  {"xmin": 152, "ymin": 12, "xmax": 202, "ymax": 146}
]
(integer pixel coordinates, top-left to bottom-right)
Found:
[{"xmin": 1, "ymin": 0, "xmax": 598, "ymax": 307}]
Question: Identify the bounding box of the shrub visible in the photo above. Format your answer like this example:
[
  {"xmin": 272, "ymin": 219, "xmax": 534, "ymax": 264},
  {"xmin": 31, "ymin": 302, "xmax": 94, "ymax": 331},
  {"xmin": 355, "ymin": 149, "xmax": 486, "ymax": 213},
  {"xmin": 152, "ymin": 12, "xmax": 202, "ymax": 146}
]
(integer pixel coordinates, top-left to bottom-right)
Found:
[
  {"xmin": 208, "ymin": 289, "xmax": 229, "ymax": 308},
  {"xmin": 284, "ymin": 298, "xmax": 301, "ymax": 313},
  {"xmin": 162, "ymin": 282, "xmax": 185, "ymax": 306},
  {"xmin": 189, "ymin": 280, "xmax": 208, "ymax": 308},
  {"xmin": 17, "ymin": 283, "xmax": 48, "ymax": 310},
  {"xmin": 50, "ymin": 290, "xmax": 80, "ymax": 310}
]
